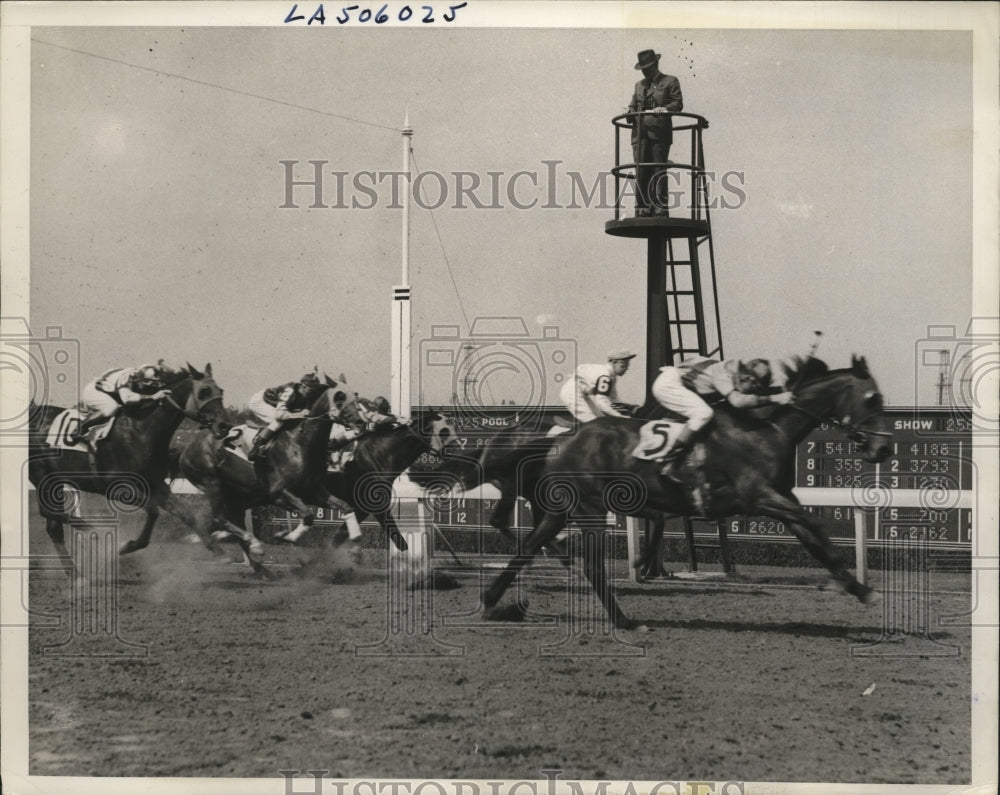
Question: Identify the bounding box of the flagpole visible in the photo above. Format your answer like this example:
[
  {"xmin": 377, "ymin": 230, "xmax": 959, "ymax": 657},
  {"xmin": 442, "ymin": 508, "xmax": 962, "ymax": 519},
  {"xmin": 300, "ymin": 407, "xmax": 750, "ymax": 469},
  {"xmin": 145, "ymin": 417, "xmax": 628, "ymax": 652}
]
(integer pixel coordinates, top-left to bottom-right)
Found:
[{"xmin": 391, "ymin": 113, "xmax": 413, "ymax": 417}]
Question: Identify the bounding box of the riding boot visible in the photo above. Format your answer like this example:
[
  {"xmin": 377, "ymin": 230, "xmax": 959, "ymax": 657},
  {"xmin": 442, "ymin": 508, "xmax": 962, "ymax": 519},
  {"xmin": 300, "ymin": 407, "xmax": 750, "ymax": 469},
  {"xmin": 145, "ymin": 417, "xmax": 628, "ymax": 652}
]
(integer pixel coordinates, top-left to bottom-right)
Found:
[
  {"xmin": 248, "ymin": 427, "xmax": 277, "ymax": 462},
  {"xmin": 660, "ymin": 425, "xmax": 698, "ymax": 480},
  {"xmin": 65, "ymin": 413, "xmax": 104, "ymax": 446}
]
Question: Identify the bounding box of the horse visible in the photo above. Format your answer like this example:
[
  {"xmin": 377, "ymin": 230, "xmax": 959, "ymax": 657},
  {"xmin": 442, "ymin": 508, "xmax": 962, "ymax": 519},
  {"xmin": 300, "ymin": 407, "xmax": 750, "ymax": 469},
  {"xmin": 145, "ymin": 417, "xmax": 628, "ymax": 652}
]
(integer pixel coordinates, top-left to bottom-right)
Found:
[
  {"xmin": 408, "ymin": 423, "xmax": 568, "ymax": 554},
  {"xmin": 480, "ymin": 356, "xmax": 894, "ymax": 628},
  {"xmin": 309, "ymin": 409, "xmax": 457, "ymax": 552},
  {"xmin": 27, "ymin": 363, "xmax": 229, "ymax": 577},
  {"xmin": 176, "ymin": 381, "xmax": 364, "ymax": 574}
]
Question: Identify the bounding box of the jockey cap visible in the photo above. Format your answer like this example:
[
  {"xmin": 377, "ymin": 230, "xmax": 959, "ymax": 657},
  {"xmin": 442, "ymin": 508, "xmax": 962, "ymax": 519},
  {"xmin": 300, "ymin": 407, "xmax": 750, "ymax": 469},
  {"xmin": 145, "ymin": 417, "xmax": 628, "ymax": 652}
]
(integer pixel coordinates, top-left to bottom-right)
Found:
[
  {"xmin": 137, "ymin": 364, "xmax": 162, "ymax": 385},
  {"xmin": 742, "ymin": 358, "xmax": 773, "ymax": 388},
  {"xmin": 372, "ymin": 396, "xmax": 391, "ymax": 414},
  {"xmin": 607, "ymin": 349, "xmax": 637, "ymax": 362}
]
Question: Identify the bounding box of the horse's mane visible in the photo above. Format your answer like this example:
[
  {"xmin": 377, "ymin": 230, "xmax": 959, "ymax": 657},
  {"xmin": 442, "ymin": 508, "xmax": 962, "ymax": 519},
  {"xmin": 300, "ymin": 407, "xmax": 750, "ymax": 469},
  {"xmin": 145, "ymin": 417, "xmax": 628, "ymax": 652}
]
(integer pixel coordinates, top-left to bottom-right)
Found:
[
  {"xmin": 783, "ymin": 355, "xmax": 871, "ymax": 389},
  {"xmin": 781, "ymin": 356, "xmax": 829, "ymax": 388}
]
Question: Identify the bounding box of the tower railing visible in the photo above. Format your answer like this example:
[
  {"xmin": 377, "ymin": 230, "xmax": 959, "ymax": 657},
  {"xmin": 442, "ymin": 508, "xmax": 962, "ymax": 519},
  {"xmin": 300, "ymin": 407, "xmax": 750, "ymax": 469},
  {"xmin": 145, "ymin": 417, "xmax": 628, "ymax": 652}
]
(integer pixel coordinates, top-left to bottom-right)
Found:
[{"xmin": 610, "ymin": 111, "xmax": 710, "ymax": 224}]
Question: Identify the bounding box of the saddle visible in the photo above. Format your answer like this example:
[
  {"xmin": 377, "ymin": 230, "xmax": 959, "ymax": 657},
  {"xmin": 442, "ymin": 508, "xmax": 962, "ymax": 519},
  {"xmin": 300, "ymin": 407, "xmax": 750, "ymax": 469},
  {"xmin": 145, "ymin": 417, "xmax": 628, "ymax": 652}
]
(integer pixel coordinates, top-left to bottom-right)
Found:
[
  {"xmin": 631, "ymin": 419, "xmax": 684, "ymax": 460},
  {"xmin": 221, "ymin": 424, "xmax": 262, "ymax": 461},
  {"xmin": 631, "ymin": 419, "xmax": 711, "ymax": 512},
  {"xmin": 47, "ymin": 409, "xmax": 114, "ymax": 451}
]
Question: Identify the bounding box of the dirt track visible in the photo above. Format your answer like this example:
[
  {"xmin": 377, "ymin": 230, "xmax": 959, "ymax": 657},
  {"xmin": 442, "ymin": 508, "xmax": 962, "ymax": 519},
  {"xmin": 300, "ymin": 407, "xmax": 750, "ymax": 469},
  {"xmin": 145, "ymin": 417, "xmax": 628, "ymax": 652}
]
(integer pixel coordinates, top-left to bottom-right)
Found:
[{"xmin": 26, "ymin": 523, "xmax": 971, "ymax": 785}]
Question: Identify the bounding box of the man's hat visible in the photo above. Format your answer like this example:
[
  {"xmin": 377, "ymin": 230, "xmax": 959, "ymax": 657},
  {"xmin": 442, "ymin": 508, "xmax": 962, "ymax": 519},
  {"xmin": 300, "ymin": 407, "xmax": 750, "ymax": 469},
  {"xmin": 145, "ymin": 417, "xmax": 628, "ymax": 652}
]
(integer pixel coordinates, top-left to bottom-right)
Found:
[
  {"xmin": 635, "ymin": 49, "xmax": 661, "ymax": 70},
  {"xmin": 608, "ymin": 349, "xmax": 637, "ymax": 362},
  {"xmin": 300, "ymin": 371, "xmax": 320, "ymax": 386}
]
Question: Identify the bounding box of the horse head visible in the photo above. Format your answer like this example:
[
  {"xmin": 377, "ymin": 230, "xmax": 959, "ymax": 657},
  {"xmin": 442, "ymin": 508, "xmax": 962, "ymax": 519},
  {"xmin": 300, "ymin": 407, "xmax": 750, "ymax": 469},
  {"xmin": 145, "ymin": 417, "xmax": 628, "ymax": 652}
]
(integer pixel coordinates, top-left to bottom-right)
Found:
[
  {"xmin": 413, "ymin": 408, "xmax": 456, "ymax": 454},
  {"xmin": 790, "ymin": 355, "xmax": 892, "ymax": 463},
  {"xmin": 175, "ymin": 362, "xmax": 230, "ymax": 437}
]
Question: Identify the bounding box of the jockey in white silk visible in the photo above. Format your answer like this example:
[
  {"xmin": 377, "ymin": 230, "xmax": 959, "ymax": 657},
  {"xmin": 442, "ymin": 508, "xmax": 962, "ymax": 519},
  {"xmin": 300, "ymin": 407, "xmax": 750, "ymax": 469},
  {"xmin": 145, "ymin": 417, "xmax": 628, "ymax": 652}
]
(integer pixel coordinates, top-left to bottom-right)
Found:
[
  {"xmin": 559, "ymin": 349, "xmax": 637, "ymax": 423},
  {"xmin": 67, "ymin": 364, "xmax": 171, "ymax": 444},
  {"xmin": 652, "ymin": 356, "xmax": 795, "ymax": 478}
]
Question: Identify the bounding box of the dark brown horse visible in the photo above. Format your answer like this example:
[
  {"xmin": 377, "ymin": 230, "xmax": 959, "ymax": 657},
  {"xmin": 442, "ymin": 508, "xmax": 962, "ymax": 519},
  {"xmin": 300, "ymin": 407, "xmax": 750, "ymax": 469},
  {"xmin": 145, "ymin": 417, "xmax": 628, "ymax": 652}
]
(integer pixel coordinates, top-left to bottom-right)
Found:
[
  {"xmin": 28, "ymin": 363, "xmax": 229, "ymax": 577},
  {"xmin": 313, "ymin": 409, "xmax": 456, "ymax": 551},
  {"xmin": 409, "ymin": 424, "xmax": 567, "ymax": 555},
  {"xmin": 176, "ymin": 381, "xmax": 363, "ymax": 574},
  {"xmin": 481, "ymin": 356, "xmax": 894, "ymax": 628}
]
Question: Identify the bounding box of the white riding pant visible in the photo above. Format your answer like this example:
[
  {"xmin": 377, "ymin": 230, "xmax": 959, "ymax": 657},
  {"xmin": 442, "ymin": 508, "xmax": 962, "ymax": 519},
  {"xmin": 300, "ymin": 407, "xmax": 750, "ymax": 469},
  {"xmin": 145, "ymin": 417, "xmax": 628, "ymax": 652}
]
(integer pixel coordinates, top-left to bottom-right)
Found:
[
  {"xmin": 247, "ymin": 390, "xmax": 282, "ymax": 430},
  {"xmin": 651, "ymin": 368, "xmax": 714, "ymax": 431},
  {"xmin": 81, "ymin": 382, "xmax": 121, "ymax": 417}
]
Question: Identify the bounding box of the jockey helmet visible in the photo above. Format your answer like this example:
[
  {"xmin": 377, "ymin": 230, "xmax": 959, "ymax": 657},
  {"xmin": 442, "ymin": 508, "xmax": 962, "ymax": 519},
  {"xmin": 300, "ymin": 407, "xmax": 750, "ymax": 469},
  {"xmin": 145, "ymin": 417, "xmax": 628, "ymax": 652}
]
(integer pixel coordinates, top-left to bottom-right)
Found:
[
  {"xmin": 372, "ymin": 396, "xmax": 391, "ymax": 414},
  {"xmin": 136, "ymin": 364, "xmax": 163, "ymax": 387},
  {"xmin": 299, "ymin": 372, "xmax": 320, "ymax": 388}
]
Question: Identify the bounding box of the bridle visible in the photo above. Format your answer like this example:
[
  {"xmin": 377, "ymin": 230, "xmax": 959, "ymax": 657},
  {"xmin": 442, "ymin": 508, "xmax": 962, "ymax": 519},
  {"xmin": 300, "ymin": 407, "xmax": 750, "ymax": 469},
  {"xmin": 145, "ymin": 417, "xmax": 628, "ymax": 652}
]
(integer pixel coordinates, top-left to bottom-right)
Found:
[
  {"xmin": 785, "ymin": 376, "xmax": 892, "ymax": 446},
  {"xmin": 162, "ymin": 377, "xmax": 228, "ymax": 433}
]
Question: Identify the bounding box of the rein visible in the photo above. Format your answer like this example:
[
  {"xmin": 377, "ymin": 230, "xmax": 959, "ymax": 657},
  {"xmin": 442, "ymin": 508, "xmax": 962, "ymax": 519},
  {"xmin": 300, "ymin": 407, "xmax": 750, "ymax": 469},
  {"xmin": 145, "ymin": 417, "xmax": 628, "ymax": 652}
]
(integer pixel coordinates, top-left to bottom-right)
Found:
[
  {"xmin": 784, "ymin": 394, "xmax": 891, "ymax": 443},
  {"xmin": 163, "ymin": 389, "xmax": 224, "ymax": 431}
]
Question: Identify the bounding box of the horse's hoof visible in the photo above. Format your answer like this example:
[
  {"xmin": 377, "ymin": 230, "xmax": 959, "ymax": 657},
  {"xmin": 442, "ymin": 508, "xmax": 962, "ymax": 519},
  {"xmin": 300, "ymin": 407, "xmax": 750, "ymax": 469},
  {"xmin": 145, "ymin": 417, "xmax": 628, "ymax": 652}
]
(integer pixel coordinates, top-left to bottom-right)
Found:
[
  {"xmin": 858, "ymin": 586, "xmax": 878, "ymax": 605},
  {"xmin": 249, "ymin": 540, "xmax": 265, "ymax": 558},
  {"xmin": 482, "ymin": 601, "xmax": 527, "ymax": 622}
]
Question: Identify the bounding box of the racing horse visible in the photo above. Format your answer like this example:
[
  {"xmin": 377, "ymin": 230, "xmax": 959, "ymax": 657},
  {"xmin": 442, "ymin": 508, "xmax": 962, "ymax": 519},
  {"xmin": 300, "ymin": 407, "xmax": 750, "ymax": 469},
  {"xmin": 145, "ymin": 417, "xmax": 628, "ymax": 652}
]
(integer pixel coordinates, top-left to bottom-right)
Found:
[
  {"xmin": 481, "ymin": 356, "xmax": 894, "ymax": 628},
  {"xmin": 408, "ymin": 423, "xmax": 568, "ymax": 553},
  {"xmin": 27, "ymin": 363, "xmax": 229, "ymax": 577},
  {"xmin": 176, "ymin": 380, "xmax": 365, "ymax": 574},
  {"xmin": 309, "ymin": 408, "xmax": 456, "ymax": 552}
]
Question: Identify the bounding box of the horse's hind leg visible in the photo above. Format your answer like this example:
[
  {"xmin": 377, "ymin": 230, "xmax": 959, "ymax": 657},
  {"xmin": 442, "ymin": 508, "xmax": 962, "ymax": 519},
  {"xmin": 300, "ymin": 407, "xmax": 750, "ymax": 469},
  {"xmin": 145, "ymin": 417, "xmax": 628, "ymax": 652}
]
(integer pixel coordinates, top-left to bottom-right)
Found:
[
  {"xmin": 119, "ymin": 504, "xmax": 158, "ymax": 555},
  {"xmin": 579, "ymin": 522, "xmax": 634, "ymax": 630},
  {"xmin": 43, "ymin": 515, "xmax": 76, "ymax": 577},
  {"xmin": 482, "ymin": 511, "xmax": 566, "ymax": 611},
  {"xmin": 636, "ymin": 516, "xmax": 666, "ymax": 580}
]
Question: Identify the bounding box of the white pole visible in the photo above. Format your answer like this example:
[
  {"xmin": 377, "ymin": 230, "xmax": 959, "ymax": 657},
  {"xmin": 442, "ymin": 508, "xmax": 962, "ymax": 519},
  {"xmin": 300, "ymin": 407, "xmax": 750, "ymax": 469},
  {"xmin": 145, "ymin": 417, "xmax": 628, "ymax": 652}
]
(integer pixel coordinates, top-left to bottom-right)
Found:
[{"xmin": 391, "ymin": 113, "xmax": 413, "ymax": 418}]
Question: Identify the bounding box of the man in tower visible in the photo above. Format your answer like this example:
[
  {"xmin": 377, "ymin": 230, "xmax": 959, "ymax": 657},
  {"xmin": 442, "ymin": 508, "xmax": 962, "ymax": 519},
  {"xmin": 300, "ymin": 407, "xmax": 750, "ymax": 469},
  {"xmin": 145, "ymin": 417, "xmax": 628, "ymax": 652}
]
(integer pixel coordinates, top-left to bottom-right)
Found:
[{"xmin": 628, "ymin": 48, "xmax": 684, "ymax": 217}]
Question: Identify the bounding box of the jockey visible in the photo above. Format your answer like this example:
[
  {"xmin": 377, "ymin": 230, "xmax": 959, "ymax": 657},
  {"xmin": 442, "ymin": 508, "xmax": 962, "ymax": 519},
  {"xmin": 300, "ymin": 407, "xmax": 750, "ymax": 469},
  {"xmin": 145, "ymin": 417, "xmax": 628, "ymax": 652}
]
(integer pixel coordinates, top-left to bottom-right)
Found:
[
  {"xmin": 67, "ymin": 364, "xmax": 171, "ymax": 445},
  {"xmin": 246, "ymin": 371, "xmax": 322, "ymax": 461},
  {"xmin": 327, "ymin": 395, "xmax": 395, "ymax": 468},
  {"xmin": 357, "ymin": 396, "xmax": 396, "ymax": 430},
  {"xmin": 559, "ymin": 349, "xmax": 637, "ymax": 424},
  {"xmin": 651, "ymin": 356, "xmax": 795, "ymax": 479}
]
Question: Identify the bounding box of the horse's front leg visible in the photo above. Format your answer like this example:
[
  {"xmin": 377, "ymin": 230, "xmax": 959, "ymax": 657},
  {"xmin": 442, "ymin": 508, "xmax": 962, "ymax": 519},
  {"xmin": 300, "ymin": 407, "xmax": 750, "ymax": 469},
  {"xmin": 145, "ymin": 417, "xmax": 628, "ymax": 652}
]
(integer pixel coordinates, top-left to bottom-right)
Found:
[
  {"xmin": 119, "ymin": 480, "xmax": 170, "ymax": 555},
  {"xmin": 220, "ymin": 503, "xmax": 271, "ymax": 576},
  {"xmin": 158, "ymin": 490, "xmax": 223, "ymax": 555},
  {"xmin": 755, "ymin": 490, "xmax": 873, "ymax": 603}
]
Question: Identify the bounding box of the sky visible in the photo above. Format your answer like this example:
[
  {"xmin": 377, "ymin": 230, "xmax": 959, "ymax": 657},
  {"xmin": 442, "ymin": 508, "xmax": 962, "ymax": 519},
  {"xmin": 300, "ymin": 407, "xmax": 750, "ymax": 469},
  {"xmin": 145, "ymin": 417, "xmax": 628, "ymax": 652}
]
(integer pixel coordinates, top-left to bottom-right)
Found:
[{"xmin": 8, "ymin": 7, "xmax": 994, "ymax": 414}]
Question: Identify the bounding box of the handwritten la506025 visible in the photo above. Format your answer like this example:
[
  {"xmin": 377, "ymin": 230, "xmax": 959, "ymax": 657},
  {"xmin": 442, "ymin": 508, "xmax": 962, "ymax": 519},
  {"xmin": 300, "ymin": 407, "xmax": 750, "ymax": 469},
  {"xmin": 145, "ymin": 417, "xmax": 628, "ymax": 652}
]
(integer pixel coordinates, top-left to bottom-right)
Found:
[{"xmin": 284, "ymin": 3, "xmax": 468, "ymax": 24}]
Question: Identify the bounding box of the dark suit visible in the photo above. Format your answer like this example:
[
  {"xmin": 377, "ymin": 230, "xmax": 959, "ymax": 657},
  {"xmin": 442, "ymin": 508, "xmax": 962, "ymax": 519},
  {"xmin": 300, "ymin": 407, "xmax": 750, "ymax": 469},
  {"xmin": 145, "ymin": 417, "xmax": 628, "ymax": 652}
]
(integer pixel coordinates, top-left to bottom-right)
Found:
[{"xmin": 628, "ymin": 72, "xmax": 683, "ymax": 213}]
